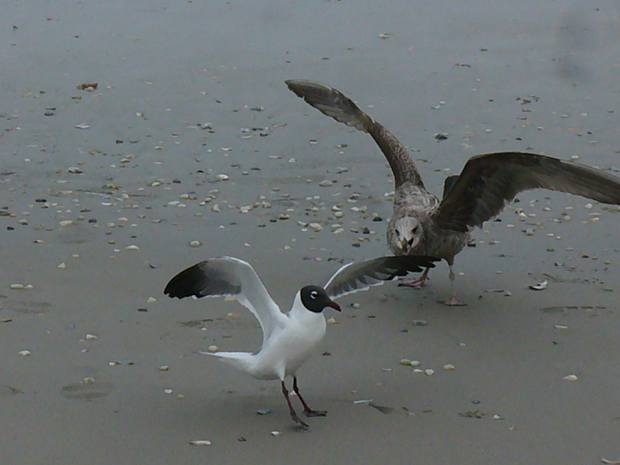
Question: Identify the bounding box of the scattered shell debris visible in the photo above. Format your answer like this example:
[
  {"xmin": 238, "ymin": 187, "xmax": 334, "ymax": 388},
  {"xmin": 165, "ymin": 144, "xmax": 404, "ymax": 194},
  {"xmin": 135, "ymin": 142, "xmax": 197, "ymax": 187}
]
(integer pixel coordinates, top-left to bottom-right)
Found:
[
  {"xmin": 189, "ymin": 440, "xmax": 212, "ymax": 446},
  {"xmin": 529, "ymin": 280, "xmax": 548, "ymax": 291}
]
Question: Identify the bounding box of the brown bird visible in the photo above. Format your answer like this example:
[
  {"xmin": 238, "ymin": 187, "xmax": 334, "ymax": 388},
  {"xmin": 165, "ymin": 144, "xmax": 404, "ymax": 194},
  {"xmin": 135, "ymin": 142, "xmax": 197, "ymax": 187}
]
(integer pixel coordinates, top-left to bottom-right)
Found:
[{"xmin": 287, "ymin": 79, "xmax": 620, "ymax": 305}]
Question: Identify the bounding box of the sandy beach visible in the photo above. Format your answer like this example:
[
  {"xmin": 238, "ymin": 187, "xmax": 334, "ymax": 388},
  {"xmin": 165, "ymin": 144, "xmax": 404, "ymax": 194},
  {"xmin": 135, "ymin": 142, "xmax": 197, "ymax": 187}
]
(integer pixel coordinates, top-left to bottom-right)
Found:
[{"xmin": 1, "ymin": 1, "xmax": 620, "ymax": 463}]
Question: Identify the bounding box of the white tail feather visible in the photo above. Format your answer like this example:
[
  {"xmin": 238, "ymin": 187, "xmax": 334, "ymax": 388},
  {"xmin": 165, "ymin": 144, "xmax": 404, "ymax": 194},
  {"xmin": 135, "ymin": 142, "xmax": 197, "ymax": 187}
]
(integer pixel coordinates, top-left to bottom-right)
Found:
[{"xmin": 202, "ymin": 351, "xmax": 256, "ymax": 374}]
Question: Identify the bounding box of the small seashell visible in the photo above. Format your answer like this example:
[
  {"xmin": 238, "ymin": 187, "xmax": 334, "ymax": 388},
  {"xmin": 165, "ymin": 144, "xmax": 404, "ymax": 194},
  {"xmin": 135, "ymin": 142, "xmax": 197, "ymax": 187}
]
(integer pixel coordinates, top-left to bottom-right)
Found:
[
  {"xmin": 164, "ymin": 389, "xmax": 173, "ymax": 394},
  {"xmin": 18, "ymin": 350, "xmax": 31, "ymax": 356},
  {"xmin": 400, "ymin": 359, "xmax": 412, "ymax": 366},
  {"xmin": 443, "ymin": 364, "xmax": 455, "ymax": 371},
  {"xmin": 189, "ymin": 240, "xmax": 201, "ymax": 248},
  {"xmin": 159, "ymin": 365, "xmax": 169, "ymax": 371},
  {"xmin": 147, "ymin": 297, "xmax": 156, "ymax": 303},
  {"xmin": 189, "ymin": 440, "xmax": 212, "ymax": 446},
  {"xmin": 125, "ymin": 245, "xmax": 139, "ymax": 250},
  {"xmin": 85, "ymin": 333, "xmax": 98, "ymax": 340},
  {"xmin": 57, "ymin": 262, "xmax": 66, "ymax": 269},
  {"xmin": 319, "ymin": 180, "xmax": 334, "ymax": 187},
  {"xmin": 564, "ymin": 374, "xmax": 578, "ymax": 381},
  {"xmin": 217, "ymin": 174, "xmax": 229, "ymax": 181},
  {"xmin": 424, "ymin": 369, "xmax": 435, "ymax": 376},
  {"xmin": 326, "ymin": 317, "xmax": 338, "ymax": 324},
  {"xmin": 82, "ymin": 377, "xmax": 95, "ymax": 385},
  {"xmin": 270, "ymin": 431, "xmax": 282, "ymax": 437},
  {"xmin": 410, "ymin": 360, "xmax": 421, "ymax": 367},
  {"xmin": 67, "ymin": 167, "xmax": 83, "ymax": 174},
  {"xmin": 59, "ymin": 220, "xmax": 73, "ymax": 227},
  {"xmin": 207, "ymin": 345, "xmax": 219, "ymax": 353},
  {"xmin": 529, "ymin": 280, "xmax": 548, "ymax": 291},
  {"xmin": 10, "ymin": 284, "xmax": 25, "ymax": 290}
]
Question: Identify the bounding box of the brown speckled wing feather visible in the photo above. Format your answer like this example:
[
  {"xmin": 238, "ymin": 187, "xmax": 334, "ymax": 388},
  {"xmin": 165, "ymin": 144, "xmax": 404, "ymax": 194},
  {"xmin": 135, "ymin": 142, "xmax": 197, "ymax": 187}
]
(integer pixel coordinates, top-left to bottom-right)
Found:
[
  {"xmin": 434, "ymin": 152, "xmax": 620, "ymax": 232},
  {"xmin": 286, "ymin": 79, "xmax": 423, "ymax": 188}
]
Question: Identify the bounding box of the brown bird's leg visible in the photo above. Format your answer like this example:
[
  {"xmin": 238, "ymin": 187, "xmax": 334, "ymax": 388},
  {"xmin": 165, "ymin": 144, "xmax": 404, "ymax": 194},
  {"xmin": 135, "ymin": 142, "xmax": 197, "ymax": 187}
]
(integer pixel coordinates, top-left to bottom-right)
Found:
[
  {"xmin": 439, "ymin": 261, "xmax": 466, "ymax": 306},
  {"xmin": 293, "ymin": 376, "xmax": 327, "ymax": 417},
  {"xmin": 398, "ymin": 267, "xmax": 430, "ymax": 288},
  {"xmin": 282, "ymin": 381, "xmax": 309, "ymax": 427}
]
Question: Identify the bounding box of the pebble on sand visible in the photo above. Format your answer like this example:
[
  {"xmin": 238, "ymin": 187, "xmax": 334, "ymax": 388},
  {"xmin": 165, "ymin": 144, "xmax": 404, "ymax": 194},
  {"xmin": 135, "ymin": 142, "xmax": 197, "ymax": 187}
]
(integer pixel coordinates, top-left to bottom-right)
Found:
[{"xmin": 189, "ymin": 440, "xmax": 212, "ymax": 446}]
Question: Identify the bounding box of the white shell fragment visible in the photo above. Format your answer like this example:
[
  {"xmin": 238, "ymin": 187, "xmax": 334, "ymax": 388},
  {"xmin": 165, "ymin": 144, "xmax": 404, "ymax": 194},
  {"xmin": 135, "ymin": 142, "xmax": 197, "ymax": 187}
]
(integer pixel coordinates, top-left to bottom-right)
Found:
[
  {"xmin": 125, "ymin": 245, "xmax": 140, "ymax": 250},
  {"xmin": 10, "ymin": 284, "xmax": 25, "ymax": 290},
  {"xmin": 270, "ymin": 431, "xmax": 282, "ymax": 437},
  {"xmin": 564, "ymin": 374, "xmax": 578, "ymax": 381},
  {"xmin": 159, "ymin": 365, "xmax": 169, "ymax": 371},
  {"xmin": 189, "ymin": 440, "xmax": 212, "ymax": 446},
  {"xmin": 189, "ymin": 241, "xmax": 201, "ymax": 248},
  {"xmin": 529, "ymin": 280, "xmax": 548, "ymax": 291},
  {"xmin": 85, "ymin": 333, "xmax": 98, "ymax": 340},
  {"xmin": 443, "ymin": 364, "xmax": 455, "ymax": 371},
  {"xmin": 424, "ymin": 369, "xmax": 435, "ymax": 376},
  {"xmin": 18, "ymin": 350, "xmax": 31, "ymax": 356}
]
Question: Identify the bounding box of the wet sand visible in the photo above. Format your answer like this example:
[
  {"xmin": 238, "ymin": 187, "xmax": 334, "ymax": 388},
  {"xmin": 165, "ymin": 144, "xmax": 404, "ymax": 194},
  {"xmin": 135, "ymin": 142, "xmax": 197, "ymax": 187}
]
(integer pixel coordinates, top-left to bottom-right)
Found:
[{"xmin": 1, "ymin": 1, "xmax": 620, "ymax": 463}]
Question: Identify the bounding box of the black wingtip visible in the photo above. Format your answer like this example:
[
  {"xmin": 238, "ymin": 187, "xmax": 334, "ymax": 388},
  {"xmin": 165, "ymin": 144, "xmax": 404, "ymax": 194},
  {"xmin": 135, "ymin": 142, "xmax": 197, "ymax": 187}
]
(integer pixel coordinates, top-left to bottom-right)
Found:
[{"xmin": 164, "ymin": 264, "xmax": 207, "ymax": 300}]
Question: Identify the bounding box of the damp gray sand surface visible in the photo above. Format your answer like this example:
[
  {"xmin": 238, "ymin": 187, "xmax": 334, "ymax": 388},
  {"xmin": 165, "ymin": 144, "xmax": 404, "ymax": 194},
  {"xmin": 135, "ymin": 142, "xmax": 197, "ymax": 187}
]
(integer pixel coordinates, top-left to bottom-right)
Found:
[{"xmin": 1, "ymin": 1, "xmax": 620, "ymax": 464}]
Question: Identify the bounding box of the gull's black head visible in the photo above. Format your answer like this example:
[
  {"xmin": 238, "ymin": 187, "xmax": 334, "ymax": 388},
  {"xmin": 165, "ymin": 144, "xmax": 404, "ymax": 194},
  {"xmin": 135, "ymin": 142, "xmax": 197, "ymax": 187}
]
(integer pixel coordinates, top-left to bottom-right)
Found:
[{"xmin": 300, "ymin": 285, "xmax": 341, "ymax": 313}]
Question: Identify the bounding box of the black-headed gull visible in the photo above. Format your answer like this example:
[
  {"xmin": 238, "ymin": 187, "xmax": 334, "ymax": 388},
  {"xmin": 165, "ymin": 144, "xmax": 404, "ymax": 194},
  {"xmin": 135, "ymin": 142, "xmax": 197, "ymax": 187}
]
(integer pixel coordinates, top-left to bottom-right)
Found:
[
  {"xmin": 164, "ymin": 254, "xmax": 438, "ymax": 427},
  {"xmin": 287, "ymin": 79, "xmax": 620, "ymax": 305}
]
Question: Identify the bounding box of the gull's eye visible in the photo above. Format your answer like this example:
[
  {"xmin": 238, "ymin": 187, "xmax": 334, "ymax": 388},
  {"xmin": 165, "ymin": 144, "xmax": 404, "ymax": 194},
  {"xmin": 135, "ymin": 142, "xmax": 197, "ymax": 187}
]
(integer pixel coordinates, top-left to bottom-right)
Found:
[{"xmin": 310, "ymin": 290, "xmax": 318, "ymax": 299}]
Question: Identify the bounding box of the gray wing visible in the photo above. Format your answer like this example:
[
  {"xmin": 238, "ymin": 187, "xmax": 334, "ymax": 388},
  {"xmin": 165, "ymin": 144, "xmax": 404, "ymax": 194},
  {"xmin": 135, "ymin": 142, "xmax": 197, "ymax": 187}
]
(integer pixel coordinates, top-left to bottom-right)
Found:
[
  {"xmin": 286, "ymin": 79, "xmax": 423, "ymax": 189},
  {"xmin": 164, "ymin": 256, "xmax": 286, "ymax": 345},
  {"xmin": 323, "ymin": 255, "xmax": 439, "ymax": 299},
  {"xmin": 434, "ymin": 151, "xmax": 620, "ymax": 233}
]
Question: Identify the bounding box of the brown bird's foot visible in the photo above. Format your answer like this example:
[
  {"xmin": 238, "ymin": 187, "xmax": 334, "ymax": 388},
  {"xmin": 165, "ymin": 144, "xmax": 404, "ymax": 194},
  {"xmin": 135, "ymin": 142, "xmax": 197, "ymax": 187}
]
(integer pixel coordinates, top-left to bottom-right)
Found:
[
  {"xmin": 438, "ymin": 296, "xmax": 467, "ymax": 307},
  {"xmin": 304, "ymin": 408, "xmax": 327, "ymax": 417},
  {"xmin": 398, "ymin": 276, "xmax": 428, "ymax": 288}
]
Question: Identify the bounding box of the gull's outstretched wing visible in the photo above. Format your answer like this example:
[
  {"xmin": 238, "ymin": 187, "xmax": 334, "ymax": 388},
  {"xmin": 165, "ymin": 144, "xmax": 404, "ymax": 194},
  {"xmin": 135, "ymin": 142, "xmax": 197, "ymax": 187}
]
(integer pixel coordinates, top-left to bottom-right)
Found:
[
  {"xmin": 164, "ymin": 256, "xmax": 286, "ymax": 345},
  {"xmin": 323, "ymin": 255, "xmax": 439, "ymax": 299},
  {"xmin": 435, "ymin": 151, "xmax": 620, "ymax": 233},
  {"xmin": 286, "ymin": 79, "xmax": 422, "ymax": 188}
]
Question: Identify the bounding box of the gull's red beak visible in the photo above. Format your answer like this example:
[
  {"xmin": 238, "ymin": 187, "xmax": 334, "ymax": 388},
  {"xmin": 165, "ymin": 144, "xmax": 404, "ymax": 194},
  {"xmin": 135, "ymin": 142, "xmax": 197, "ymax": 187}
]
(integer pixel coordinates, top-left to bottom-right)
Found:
[{"xmin": 326, "ymin": 300, "xmax": 341, "ymax": 312}]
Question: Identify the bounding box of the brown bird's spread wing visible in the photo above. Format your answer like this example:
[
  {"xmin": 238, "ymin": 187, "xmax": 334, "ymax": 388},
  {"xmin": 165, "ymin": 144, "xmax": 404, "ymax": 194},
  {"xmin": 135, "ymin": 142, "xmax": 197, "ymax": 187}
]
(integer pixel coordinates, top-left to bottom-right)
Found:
[
  {"xmin": 434, "ymin": 152, "xmax": 620, "ymax": 233},
  {"xmin": 286, "ymin": 79, "xmax": 422, "ymax": 189}
]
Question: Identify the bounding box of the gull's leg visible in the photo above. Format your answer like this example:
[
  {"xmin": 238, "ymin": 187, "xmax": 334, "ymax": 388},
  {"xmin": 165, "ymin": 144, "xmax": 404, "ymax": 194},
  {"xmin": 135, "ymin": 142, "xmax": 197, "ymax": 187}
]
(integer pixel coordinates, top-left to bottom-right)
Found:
[
  {"xmin": 293, "ymin": 376, "xmax": 327, "ymax": 417},
  {"xmin": 282, "ymin": 381, "xmax": 309, "ymax": 427},
  {"xmin": 398, "ymin": 267, "xmax": 430, "ymax": 288},
  {"xmin": 438, "ymin": 263, "xmax": 466, "ymax": 306}
]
